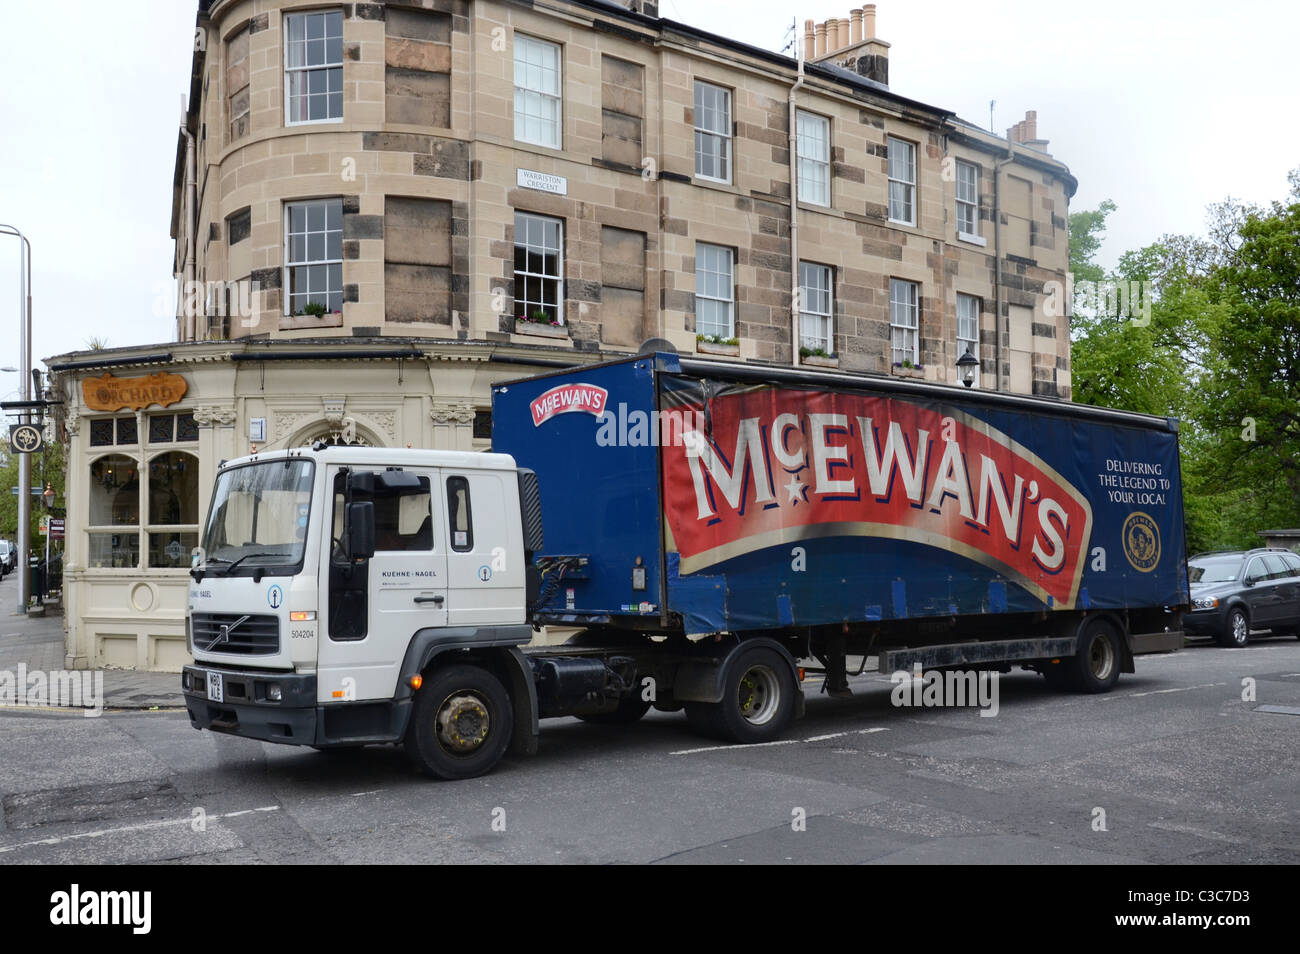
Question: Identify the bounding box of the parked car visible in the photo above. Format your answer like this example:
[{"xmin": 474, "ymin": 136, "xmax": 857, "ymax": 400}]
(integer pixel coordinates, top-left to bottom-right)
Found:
[
  {"xmin": 1185, "ymin": 548, "xmax": 1300, "ymax": 647},
  {"xmin": 0, "ymin": 540, "xmax": 12, "ymax": 578}
]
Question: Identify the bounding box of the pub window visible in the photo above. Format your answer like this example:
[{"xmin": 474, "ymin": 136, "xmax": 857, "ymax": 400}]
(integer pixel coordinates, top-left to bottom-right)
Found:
[
  {"xmin": 89, "ymin": 416, "xmax": 138, "ymax": 447},
  {"xmin": 146, "ymin": 452, "xmax": 200, "ymax": 568},
  {"xmin": 148, "ymin": 413, "xmax": 199, "ymax": 443},
  {"xmin": 447, "ymin": 476, "xmax": 473, "ymax": 552},
  {"xmin": 87, "ymin": 454, "xmax": 141, "ymax": 569}
]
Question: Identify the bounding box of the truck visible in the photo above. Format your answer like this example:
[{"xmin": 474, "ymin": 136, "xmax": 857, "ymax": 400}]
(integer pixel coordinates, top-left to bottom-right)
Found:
[{"xmin": 182, "ymin": 352, "xmax": 1187, "ymax": 779}]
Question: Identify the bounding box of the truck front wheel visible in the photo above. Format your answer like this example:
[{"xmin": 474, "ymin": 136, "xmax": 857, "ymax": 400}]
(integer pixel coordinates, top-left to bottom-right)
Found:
[
  {"xmin": 405, "ymin": 664, "xmax": 513, "ymax": 780},
  {"xmin": 686, "ymin": 646, "xmax": 796, "ymax": 744}
]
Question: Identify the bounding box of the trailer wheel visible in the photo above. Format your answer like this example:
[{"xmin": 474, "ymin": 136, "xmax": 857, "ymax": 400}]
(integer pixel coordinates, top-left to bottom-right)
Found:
[
  {"xmin": 576, "ymin": 695, "xmax": 653, "ymax": 725},
  {"xmin": 405, "ymin": 664, "xmax": 513, "ymax": 780},
  {"xmin": 1215, "ymin": 608, "xmax": 1250, "ymax": 648},
  {"xmin": 701, "ymin": 646, "xmax": 797, "ymax": 744},
  {"xmin": 1064, "ymin": 619, "xmax": 1122, "ymax": 693}
]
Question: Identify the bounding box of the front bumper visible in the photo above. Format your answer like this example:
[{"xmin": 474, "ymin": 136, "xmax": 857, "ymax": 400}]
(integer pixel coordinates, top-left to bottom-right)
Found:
[
  {"xmin": 182, "ymin": 665, "xmax": 410, "ymax": 747},
  {"xmin": 1182, "ymin": 607, "xmax": 1226, "ymax": 637}
]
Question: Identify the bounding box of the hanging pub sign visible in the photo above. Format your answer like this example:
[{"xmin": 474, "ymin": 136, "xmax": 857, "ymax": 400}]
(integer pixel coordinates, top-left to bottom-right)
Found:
[{"xmin": 82, "ymin": 372, "xmax": 188, "ymax": 412}]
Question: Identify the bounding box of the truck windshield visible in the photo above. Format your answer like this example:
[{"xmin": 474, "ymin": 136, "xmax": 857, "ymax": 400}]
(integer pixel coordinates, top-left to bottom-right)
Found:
[{"xmin": 202, "ymin": 459, "xmax": 315, "ymax": 572}]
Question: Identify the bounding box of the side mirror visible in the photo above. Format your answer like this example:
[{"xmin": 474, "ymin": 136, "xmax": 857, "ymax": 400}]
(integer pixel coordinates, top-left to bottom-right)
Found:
[{"xmin": 346, "ymin": 501, "xmax": 375, "ymax": 561}]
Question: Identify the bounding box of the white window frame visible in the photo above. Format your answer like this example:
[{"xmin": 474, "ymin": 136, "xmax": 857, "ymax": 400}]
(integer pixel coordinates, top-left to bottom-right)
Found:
[
  {"xmin": 797, "ymin": 110, "xmax": 830, "ymax": 207},
  {"xmin": 957, "ymin": 293, "xmax": 980, "ymax": 387},
  {"xmin": 284, "ymin": 10, "xmax": 344, "ymax": 126},
  {"xmin": 694, "ymin": 243, "xmax": 735, "ymax": 339},
  {"xmin": 284, "ymin": 198, "xmax": 343, "ymax": 316},
  {"xmin": 514, "ymin": 34, "xmax": 562, "ymax": 149},
  {"xmin": 693, "ymin": 80, "xmax": 732, "ymax": 183},
  {"xmin": 514, "ymin": 211, "xmax": 565, "ymax": 325},
  {"xmin": 956, "ymin": 160, "xmax": 985, "ymax": 244},
  {"xmin": 890, "ymin": 278, "xmax": 919, "ymax": 365},
  {"xmin": 799, "ymin": 262, "xmax": 833, "ymax": 353},
  {"xmin": 887, "ymin": 136, "xmax": 916, "ymax": 226}
]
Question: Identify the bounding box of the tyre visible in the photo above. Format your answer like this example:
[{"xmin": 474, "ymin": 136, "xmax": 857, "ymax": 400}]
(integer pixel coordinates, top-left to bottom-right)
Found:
[
  {"xmin": 1063, "ymin": 619, "xmax": 1123, "ymax": 693},
  {"xmin": 576, "ymin": 694, "xmax": 653, "ymax": 725},
  {"xmin": 404, "ymin": 664, "xmax": 513, "ymax": 780},
  {"xmin": 688, "ymin": 646, "xmax": 797, "ymax": 744},
  {"xmin": 1215, "ymin": 607, "xmax": 1250, "ymax": 648}
]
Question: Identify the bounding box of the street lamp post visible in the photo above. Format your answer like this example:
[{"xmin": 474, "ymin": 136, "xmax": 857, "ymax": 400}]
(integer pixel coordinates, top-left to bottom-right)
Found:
[{"xmin": 1, "ymin": 224, "xmax": 33, "ymax": 614}]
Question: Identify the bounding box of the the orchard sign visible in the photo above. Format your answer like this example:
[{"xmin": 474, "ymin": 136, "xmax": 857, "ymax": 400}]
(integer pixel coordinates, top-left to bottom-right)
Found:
[{"xmin": 82, "ymin": 372, "xmax": 188, "ymax": 412}]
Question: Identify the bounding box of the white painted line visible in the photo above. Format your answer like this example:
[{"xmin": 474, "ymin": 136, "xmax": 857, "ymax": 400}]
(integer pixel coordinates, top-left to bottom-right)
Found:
[
  {"xmin": 671, "ymin": 727, "xmax": 888, "ymax": 755},
  {"xmin": 349, "ymin": 790, "xmax": 383, "ymax": 797},
  {"xmin": 0, "ymin": 805, "xmax": 280, "ymax": 855},
  {"xmin": 670, "ymin": 739, "xmax": 801, "ymax": 756},
  {"xmin": 1104, "ymin": 682, "xmax": 1227, "ymax": 700}
]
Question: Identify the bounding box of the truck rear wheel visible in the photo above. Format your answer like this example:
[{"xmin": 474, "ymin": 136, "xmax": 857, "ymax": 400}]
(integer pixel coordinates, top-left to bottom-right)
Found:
[
  {"xmin": 1063, "ymin": 619, "xmax": 1122, "ymax": 693},
  {"xmin": 405, "ymin": 664, "xmax": 513, "ymax": 780},
  {"xmin": 686, "ymin": 646, "xmax": 796, "ymax": 744}
]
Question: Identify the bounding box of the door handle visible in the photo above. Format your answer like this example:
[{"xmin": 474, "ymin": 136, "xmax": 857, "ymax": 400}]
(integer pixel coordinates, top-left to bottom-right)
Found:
[{"xmin": 414, "ymin": 595, "xmax": 445, "ymax": 604}]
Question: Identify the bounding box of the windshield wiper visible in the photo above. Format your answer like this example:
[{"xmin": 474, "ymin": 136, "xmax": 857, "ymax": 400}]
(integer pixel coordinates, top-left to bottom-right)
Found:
[{"xmin": 218, "ymin": 553, "xmax": 278, "ymax": 575}]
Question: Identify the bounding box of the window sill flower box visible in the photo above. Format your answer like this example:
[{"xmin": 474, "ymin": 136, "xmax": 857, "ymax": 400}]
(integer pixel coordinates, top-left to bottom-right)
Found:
[
  {"xmin": 890, "ymin": 364, "xmax": 925, "ymax": 380},
  {"xmin": 696, "ymin": 340, "xmax": 740, "ymax": 357},
  {"xmin": 515, "ymin": 319, "xmax": 568, "ymax": 339},
  {"xmin": 800, "ymin": 353, "xmax": 839, "ymax": 369}
]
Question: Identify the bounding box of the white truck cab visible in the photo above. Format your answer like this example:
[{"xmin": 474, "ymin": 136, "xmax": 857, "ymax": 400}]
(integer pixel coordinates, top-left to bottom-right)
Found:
[{"xmin": 182, "ymin": 444, "xmax": 541, "ymax": 777}]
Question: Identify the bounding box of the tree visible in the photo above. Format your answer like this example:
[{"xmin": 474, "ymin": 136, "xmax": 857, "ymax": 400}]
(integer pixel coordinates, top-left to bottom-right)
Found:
[
  {"xmin": 1068, "ymin": 198, "xmax": 1116, "ymax": 285},
  {"xmin": 1198, "ymin": 200, "xmax": 1300, "ymax": 539}
]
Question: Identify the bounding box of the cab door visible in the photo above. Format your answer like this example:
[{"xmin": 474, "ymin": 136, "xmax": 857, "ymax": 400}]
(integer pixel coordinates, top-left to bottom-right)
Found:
[{"xmin": 317, "ymin": 465, "xmax": 447, "ymax": 704}]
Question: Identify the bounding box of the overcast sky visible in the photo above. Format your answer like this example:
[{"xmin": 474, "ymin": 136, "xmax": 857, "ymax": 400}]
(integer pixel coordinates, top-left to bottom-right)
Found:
[{"xmin": 1, "ymin": 0, "xmax": 1296, "ymax": 383}]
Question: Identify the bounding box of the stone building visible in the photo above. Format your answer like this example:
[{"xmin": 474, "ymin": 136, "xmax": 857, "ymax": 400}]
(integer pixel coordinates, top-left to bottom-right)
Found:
[{"xmin": 47, "ymin": 0, "xmax": 1077, "ymax": 671}]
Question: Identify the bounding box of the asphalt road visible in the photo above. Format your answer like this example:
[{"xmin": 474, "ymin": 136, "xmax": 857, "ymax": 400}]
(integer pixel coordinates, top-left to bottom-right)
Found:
[{"xmin": 1, "ymin": 631, "xmax": 1297, "ymax": 865}]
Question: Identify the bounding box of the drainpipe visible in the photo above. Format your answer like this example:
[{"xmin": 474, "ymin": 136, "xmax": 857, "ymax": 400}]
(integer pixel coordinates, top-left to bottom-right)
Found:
[
  {"xmin": 992, "ymin": 148, "xmax": 1013, "ymax": 392},
  {"xmin": 180, "ymin": 101, "xmax": 197, "ymax": 342},
  {"xmin": 788, "ymin": 35, "xmax": 807, "ymax": 365}
]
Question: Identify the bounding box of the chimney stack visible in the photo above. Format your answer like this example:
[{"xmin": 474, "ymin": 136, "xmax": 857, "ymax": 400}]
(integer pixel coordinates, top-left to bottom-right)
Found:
[
  {"xmin": 1006, "ymin": 110, "xmax": 1050, "ymax": 154},
  {"xmin": 808, "ymin": 5, "xmax": 890, "ymax": 86}
]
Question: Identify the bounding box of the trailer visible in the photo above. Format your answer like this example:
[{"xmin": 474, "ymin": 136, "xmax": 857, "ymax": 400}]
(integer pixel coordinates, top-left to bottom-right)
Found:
[{"xmin": 182, "ymin": 352, "xmax": 1186, "ymax": 779}]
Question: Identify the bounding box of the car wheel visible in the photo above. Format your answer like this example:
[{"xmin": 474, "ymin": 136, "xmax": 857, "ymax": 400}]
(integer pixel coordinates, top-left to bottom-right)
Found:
[{"xmin": 1215, "ymin": 607, "xmax": 1250, "ymax": 648}]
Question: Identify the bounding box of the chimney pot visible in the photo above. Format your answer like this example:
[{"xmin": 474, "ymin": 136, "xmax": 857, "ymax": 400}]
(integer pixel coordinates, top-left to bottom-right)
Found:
[
  {"xmin": 850, "ymin": 8, "xmax": 863, "ymax": 43},
  {"xmin": 804, "ymin": 19, "xmax": 815, "ymax": 60},
  {"xmin": 826, "ymin": 18, "xmax": 839, "ymax": 52},
  {"xmin": 838, "ymin": 17, "xmax": 850, "ymax": 50},
  {"xmin": 814, "ymin": 20, "xmax": 827, "ymax": 57},
  {"xmin": 863, "ymin": 4, "xmax": 876, "ymax": 39}
]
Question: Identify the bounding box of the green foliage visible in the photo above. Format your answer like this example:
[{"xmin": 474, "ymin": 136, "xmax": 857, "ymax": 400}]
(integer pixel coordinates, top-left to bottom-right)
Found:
[
  {"xmin": 1068, "ymin": 198, "xmax": 1115, "ymax": 285},
  {"xmin": 0, "ymin": 437, "xmax": 66, "ymax": 549}
]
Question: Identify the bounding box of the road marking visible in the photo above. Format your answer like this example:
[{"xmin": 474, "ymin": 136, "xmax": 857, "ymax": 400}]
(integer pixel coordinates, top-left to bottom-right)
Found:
[
  {"xmin": 1103, "ymin": 682, "xmax": 1227, "ymax": 700},
  {"xmin": 670, "ymin": 727, "xmax": 887, "ymax": 755},
  {"xmin": 0, "ymin": 804, "xmax": 280, "ymax": 855},
  {"xmin": 349, "ymin": 790, "xmax": 383, "ymax": 797},
  {"xmin": 1254, "ymin": 704, "xmax": 1300, "ymax": 716}
]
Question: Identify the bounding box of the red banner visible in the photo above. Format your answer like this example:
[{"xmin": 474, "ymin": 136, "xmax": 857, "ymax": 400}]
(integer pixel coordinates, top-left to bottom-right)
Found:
[{"xmin": 660, "ymin": 387, "xmax": 1093, "ymax": 609}]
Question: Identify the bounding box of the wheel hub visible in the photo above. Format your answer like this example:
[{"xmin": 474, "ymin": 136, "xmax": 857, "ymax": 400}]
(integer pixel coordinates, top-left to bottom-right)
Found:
[
  {"xmin": 1089, "ymin": 634, "xmax": 1115, "ymax": 680},
  {"xmin": 737, "ymin": 665, "xmax": 780, "ymax": 725},
  {"xmin": 436, "ymin": 693, "xmax": 490, "ymax": 753}
]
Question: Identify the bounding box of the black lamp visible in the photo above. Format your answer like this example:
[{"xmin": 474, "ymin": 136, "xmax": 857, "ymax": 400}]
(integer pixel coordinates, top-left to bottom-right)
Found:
[{"xmin": 957, "ymin": 348, "xmax": 979, "ymax": 388}]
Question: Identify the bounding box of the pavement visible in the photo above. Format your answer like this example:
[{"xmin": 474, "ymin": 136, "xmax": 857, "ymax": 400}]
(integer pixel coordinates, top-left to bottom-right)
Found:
[{"xmin": 0, "ymin": 572, "xmax": 182, "ymax": 711}]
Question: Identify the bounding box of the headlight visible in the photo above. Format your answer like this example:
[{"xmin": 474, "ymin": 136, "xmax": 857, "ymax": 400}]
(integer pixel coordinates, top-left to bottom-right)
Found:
[{"xmin": 1191, "ymin": 596, "xmax": 1219, "ymax": 610}]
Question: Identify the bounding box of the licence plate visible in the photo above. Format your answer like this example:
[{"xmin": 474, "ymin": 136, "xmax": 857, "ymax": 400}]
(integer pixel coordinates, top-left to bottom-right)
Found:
[{"xmin": 206, "ymin": 670, "xmax": 223, "ymax": 703}]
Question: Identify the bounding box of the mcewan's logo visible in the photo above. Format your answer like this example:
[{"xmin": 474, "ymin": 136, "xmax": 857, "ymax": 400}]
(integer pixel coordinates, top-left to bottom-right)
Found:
[
  {"xmin": 530, "ymin": 383, "xmax": 609, "ymax": 427},
  {"xmin": 660, "ymin": 387, "xmax": 1094, "ymax": 609}
]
